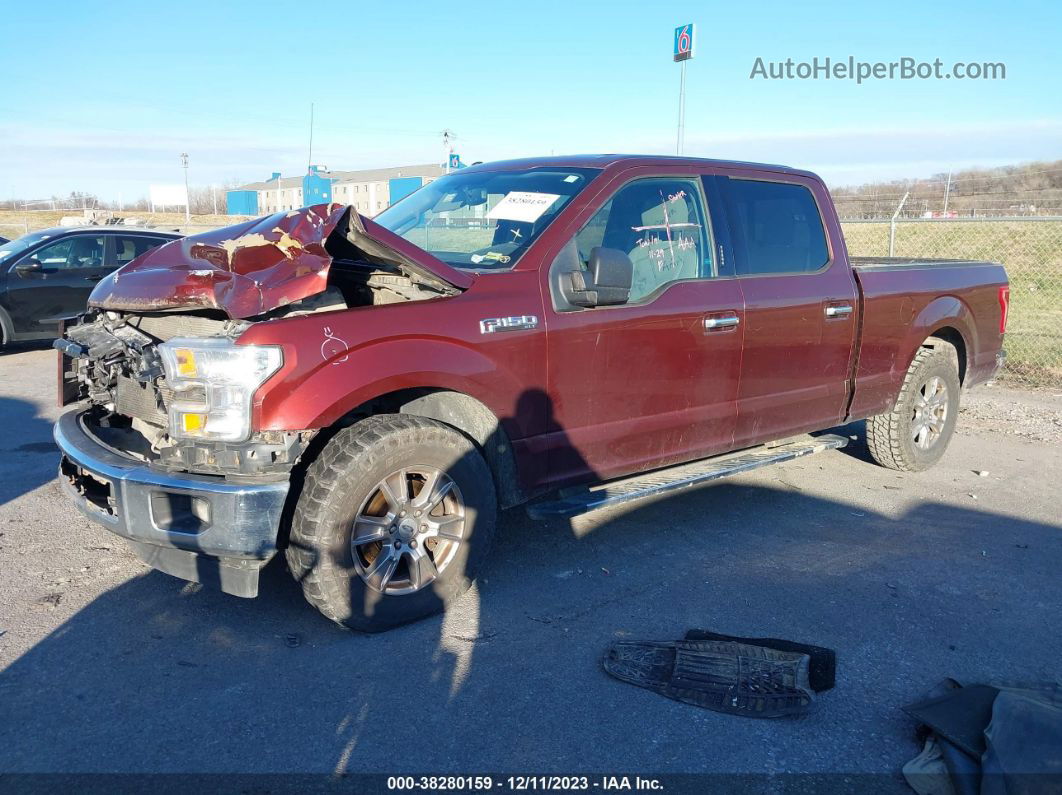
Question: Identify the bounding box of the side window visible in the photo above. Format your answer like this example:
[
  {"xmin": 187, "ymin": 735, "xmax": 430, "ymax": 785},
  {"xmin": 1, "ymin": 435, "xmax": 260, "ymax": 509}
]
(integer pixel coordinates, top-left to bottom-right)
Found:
[
  {"xmin": 574, "ymin": 178, "xmax": 711, "ymax": 303},
  {"xmin": 113, "ymin": 235, "xmax": 170, "ymax": 267},
  {"xmin": 24, "ymin": 235, "xmax": 105, "ymax": 270},
  {"xmin": 726, "ymin": 179, "xmax": 829, "ymax": 275}
]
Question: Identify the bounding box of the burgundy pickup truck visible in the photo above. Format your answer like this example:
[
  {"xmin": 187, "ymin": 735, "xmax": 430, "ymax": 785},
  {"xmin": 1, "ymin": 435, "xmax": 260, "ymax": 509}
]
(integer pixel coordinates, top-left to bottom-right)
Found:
[{"xmin": 54, "ymin": 155, "xmax": 1009, "ymax": 631}]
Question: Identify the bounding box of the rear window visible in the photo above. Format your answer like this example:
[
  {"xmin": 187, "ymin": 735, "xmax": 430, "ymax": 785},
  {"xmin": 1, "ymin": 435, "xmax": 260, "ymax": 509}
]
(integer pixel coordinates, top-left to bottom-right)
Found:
[
  {"xmin": 114, "ymin": 234, "xmax": 171, "ymax": 266},
  {"xmin": 726, "ymin": 179, "xmax": 829, "ymax": 275}
]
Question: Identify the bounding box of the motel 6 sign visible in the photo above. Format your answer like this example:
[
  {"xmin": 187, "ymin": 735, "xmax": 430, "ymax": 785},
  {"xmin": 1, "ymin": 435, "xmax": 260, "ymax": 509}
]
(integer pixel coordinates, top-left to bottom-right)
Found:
[{"xmin": 674, "ymin": 23, "xmax": 695, "ymax": 62}]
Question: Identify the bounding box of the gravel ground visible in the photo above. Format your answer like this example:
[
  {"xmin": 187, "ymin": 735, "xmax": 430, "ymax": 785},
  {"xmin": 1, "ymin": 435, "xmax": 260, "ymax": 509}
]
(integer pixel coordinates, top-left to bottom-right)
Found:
[
  {"xmin": 0, "ymin": 343, "xmax": 1059, "ymax": 785},
  {"xmin": 959, "ymin": 381, "xmax": 1062, "ymax": 443}
]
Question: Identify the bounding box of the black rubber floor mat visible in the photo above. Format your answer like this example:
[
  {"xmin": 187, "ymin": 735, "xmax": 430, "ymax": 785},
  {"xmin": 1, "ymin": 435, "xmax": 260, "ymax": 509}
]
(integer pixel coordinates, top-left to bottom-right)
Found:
[
  {"xmin": 684, "ymin": 629, "xmax": 836, "ymax": 692},
  {"xmin": 903, "ymin": 684, "xmax": 1001, "ymax": 758},
  {"xmin": 603, "ymin": 639, "xmax": 815, "ymax": 718}
]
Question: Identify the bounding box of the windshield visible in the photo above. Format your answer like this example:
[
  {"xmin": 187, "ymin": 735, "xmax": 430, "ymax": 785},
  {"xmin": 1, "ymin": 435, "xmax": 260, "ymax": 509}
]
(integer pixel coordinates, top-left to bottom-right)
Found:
[
  {"xmin": 0, "ymin": 230, "xmax": 52, "ymax": 263},
  {"xmin": 373, "ymin": 167, "xmax": 600, "ymax": 270}
]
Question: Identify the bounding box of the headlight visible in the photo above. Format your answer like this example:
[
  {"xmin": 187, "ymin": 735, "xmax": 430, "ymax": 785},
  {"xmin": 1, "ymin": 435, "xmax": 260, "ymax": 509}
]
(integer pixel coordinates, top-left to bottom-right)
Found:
[{"xmin": 158, "ymin": 338, "xmax": 283, "ymax": 442}]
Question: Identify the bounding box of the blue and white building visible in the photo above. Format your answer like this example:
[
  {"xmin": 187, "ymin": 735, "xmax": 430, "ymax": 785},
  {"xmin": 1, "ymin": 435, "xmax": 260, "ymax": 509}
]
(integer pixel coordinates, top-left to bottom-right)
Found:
[{"xmin": 226, "ymin": 163, "xmax": 448, "ymax": 217}]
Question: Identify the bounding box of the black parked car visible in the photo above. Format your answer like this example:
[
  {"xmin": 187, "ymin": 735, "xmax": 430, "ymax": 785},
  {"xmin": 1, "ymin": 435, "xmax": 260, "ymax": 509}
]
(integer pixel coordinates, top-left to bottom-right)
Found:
[{"xmin": 0, "ymin": 227, "xmax": 181, "ymax": 345}]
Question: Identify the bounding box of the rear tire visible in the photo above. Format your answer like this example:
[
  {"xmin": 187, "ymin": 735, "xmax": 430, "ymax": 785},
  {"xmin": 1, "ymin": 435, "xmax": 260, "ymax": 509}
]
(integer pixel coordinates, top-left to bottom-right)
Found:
[
  {"xmin": 866, "ymin": 340, "xmax": 961, "ymax": 472},
  {"xmin": 286, "ymin": 414, "xmax": 497, "ymax": 632}
]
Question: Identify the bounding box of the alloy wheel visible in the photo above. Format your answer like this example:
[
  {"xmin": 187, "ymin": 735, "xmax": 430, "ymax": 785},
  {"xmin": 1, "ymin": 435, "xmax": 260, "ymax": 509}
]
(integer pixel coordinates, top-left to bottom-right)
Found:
[
  {"xmin": 350, "ymin": 467, "xmax": 465, "ymax": 595},
  {"xmin": 911, "ymin": 375, "xmax": 949, "ymax": 450}
]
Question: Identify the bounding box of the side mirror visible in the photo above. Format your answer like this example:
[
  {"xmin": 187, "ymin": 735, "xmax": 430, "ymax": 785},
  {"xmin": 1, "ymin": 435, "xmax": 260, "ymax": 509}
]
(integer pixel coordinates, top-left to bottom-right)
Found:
[
  {"xmin": 14, "ymin": 258, "xmax": 43, "ymax": 275},
  {"xmin": 566, "ymin": 247, "xmax": 633, "ymax": 307}
]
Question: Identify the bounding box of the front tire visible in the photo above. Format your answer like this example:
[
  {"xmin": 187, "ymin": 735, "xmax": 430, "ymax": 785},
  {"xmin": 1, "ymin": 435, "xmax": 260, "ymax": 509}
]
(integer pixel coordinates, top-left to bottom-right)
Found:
[
  {"xmin": 866, "ymin": 340, "xmax": 961, "ymax": 472},
  {"xmin": 286, "ymin": 414, "xmax": 497, "ymax": 632}
]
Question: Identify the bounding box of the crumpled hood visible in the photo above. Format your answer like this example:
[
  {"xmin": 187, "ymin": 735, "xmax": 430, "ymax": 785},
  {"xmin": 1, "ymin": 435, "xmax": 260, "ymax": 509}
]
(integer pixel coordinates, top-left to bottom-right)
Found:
[{"xmin": 89, "ymin": 203, "xmax": 473, "ymax": 319}]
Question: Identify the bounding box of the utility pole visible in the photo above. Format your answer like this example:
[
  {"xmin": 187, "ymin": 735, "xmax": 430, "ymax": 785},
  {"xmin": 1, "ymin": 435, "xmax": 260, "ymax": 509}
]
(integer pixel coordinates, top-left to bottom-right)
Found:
[
  {"xmin": 180, "ymin": 152, "xmax": 190, "ymax": 222},
  {"xmin": 442, "ymin": 129, "xmax": 456, "ymax": 174},
  {"xmin": 211, "ymin": 184, "xmax": 218, "ymax": 216},
  {"xmin": 307, "ymin": 102, "xmax": 314, "ymax": 171},
  {"xmin": 942, "ymin": 170, "xmax": 952, "ymax": 215}
]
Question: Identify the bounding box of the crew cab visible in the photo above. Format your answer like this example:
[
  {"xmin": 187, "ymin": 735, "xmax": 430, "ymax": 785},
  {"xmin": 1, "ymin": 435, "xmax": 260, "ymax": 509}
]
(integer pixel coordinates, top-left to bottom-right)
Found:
[{"xmin": 52, "ymin": 156, "xmax": 1009, "ymax": 631}]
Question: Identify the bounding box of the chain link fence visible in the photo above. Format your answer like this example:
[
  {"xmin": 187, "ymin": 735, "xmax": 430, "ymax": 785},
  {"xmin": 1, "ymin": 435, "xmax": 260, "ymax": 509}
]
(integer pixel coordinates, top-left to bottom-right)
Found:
[{"xmin": 841, "ymin": 218, "xmax": 1062, "ymax": 386}]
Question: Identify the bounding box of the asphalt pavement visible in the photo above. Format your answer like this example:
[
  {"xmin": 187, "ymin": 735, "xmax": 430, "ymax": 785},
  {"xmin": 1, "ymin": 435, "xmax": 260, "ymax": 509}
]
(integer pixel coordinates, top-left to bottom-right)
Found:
[{"xmin": 1, "ymin": 342, "xmax": 1060, "ymax": 785}]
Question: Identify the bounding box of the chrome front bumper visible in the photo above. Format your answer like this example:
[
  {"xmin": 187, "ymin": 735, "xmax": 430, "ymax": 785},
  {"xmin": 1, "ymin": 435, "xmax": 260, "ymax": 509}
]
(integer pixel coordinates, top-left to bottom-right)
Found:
[{"xmin": 54, "ymin": 410, "xmax": 290, "ymax": 597}]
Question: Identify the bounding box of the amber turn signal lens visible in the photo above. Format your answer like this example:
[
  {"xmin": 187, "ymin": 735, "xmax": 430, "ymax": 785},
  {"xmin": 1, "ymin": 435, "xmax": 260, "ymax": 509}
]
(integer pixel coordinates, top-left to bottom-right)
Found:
[
  {"xmin": 174, "ymin": 349, "xmax": 198, "ymax": 377},
  {"xmin": 179, "ymin": 413, "xmax": 206, "ymax": 433}
]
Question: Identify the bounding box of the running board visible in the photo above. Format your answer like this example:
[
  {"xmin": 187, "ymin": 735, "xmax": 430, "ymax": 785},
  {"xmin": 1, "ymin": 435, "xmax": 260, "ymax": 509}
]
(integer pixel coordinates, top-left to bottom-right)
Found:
[{"xmin": 526, "ymin": 434, "xmax": 848, "ymax": 520}]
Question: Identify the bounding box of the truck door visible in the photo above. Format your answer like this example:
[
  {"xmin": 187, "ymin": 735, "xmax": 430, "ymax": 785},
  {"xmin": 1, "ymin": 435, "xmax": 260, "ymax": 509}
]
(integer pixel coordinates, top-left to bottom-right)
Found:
[
  {"xmin": 542, "ymin": 172, "xmax": 744, "ymax": 486},
  {"xmin": 717, "ymin": 174, "xmax": 858, "ymax": 447}
]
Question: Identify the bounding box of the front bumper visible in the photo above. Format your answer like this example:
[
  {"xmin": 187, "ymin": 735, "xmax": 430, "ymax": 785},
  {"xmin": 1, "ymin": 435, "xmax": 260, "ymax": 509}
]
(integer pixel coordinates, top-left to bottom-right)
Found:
[{"xmin": 54, "ymin": 409, "xmax": 290, "ymax": 597}]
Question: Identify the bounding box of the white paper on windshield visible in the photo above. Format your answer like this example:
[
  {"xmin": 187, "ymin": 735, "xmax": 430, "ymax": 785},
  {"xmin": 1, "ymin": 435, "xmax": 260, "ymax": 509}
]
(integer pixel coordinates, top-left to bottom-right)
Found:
[{"xmin": 486, "ymin": 192, "xmax": 561, "ymax": 223}]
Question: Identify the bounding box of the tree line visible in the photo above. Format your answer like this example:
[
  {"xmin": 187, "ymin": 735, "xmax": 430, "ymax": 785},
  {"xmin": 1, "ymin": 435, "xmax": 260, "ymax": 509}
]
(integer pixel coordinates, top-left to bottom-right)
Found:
[{"xmin": 831, "ymin": 159, "xmax": 1062, "ymax": 219}]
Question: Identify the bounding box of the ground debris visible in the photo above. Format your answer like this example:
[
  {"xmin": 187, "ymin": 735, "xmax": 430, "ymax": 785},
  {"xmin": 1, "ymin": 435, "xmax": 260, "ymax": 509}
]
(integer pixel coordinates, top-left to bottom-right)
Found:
[{"xmin": 34, "ymin": 593, "xmax": 62, "ymax": 608}]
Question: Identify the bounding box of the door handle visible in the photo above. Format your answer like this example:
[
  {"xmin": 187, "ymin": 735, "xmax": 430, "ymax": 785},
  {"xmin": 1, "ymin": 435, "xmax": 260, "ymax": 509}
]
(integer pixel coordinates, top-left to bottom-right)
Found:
[
  {"xmin": 703, "ymin": 315, "xmax": 740, "ymax": 332},
  {"xmin": 825, "ymin": 304, "xmax": 853, "ymax": 318}
]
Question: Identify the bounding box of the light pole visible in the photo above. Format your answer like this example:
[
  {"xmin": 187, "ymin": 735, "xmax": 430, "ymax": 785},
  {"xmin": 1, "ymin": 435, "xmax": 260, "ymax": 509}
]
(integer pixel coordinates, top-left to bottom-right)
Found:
[
  {"xmin": 180, "ymin": 152, "xmax": 190, "ymax": 223},
  {"xmin": 442, "ymin": 129, "xmax": 456, "ymax": 174}
]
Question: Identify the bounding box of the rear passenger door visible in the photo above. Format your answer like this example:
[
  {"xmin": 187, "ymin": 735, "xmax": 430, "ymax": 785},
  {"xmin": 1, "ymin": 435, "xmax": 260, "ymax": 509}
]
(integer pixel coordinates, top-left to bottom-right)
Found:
[
  {"xmin": 109, "ymin": 233, "xmax": 174, "ymax": 269},
  {"xmin": 717, "ymin": 174, "xmax": 858, "ymax": 447}
]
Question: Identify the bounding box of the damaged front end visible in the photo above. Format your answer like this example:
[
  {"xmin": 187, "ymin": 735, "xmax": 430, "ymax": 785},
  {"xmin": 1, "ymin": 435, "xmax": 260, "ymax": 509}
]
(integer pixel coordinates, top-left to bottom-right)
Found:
[
  {"xmin": 53, "ymin": 203, "xmax": 471, "ymax": 596},
  {"xmin": 53, "ymin": 309, "xmax": 296, "ymax": 598},
  {"xmin": 58, "ymin": 309, "xmax": 310, "ymax": 477},
  {"xmin": 58, "ymin": 202, "xmax": 469, "ymax": 477}
]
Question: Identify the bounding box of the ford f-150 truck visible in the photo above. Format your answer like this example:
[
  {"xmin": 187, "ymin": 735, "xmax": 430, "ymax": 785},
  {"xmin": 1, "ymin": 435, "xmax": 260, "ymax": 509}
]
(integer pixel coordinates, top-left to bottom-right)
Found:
[{"xmin": 53, "ymin": 155, "xmax": 1009, "ymax": 631}]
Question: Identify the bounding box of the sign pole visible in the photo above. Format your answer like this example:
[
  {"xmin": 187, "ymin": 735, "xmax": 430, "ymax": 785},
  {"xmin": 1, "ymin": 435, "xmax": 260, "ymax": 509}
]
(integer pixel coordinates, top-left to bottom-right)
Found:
[
  {"xmin": 672, "ymin": 23, "xmax": 694, "ymax": 156},
  {"xmin": 677, "ymin": 60, "xmax": 686, "ymax": 155},
  {"xmin": 180, "ymin": 152, "xmax": 190, "ymax": 223}
]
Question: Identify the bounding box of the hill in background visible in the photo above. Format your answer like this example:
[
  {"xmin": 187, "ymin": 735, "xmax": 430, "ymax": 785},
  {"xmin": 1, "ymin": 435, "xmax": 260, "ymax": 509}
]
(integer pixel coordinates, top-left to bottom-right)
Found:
[{"xmin": 830, "ymin": 159, "xmax": 1062, "ymax": 219}]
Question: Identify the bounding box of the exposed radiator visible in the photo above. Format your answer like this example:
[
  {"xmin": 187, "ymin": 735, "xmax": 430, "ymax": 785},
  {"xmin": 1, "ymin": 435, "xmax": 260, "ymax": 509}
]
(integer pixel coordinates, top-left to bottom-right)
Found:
[{"xmin": 115, "ymin": 376, "xmax": 171, "ymax": 427}]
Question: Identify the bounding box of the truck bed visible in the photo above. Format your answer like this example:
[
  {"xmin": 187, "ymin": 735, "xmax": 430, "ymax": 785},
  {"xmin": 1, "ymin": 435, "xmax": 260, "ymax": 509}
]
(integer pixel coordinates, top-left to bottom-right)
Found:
[
  {"xmin": 848, "ymin": 256, "xmax": 1008, "ymax": 421},
  {"xmin": 851, "ymin": 256, "xmax": 1001, "ymax": 270}
]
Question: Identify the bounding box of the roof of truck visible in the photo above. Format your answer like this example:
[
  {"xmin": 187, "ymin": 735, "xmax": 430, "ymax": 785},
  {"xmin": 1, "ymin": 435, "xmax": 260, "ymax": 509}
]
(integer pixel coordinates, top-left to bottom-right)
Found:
[{"xmin": 460, "ymin": 154, "xmax": 817, "ymax": 179}]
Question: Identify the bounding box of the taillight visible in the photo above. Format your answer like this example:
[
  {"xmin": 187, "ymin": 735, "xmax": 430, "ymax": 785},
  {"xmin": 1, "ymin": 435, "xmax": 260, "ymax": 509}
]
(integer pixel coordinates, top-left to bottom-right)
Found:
[{"xmin": 998, "ymin": 286, "xmax": 1010, "ymax": 334}]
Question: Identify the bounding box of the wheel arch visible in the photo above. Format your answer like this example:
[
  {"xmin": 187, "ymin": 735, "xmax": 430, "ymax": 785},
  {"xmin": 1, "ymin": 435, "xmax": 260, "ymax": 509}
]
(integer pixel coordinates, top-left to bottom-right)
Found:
[
  {"xmin": 905, "ymin": 295, "xmax": 976, "ymax": 386},
  {"xmin": 923, "ymin": 325, "xmax": 968, "ymax": 385},
  {"xmin": 0, "ymin": 303, "xmax": 13, "ymax": 345},
  {"xmin": 292, "ymin": 387, "xmax": 526, "ymax": 516}
]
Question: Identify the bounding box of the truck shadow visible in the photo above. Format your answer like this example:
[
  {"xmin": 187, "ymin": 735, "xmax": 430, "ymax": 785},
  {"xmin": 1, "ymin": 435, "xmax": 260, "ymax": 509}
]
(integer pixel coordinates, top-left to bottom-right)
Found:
[
  {"xmin": 0, "ymin": 396, "xmax": 59, "ymax": 510},
  {"xmin": 1, "ymin": 469, "xmax": 1060, "ymax": 773},
  {"xmin": 0, "ymin": 340, "xmax": 53, "ymax": 358}
]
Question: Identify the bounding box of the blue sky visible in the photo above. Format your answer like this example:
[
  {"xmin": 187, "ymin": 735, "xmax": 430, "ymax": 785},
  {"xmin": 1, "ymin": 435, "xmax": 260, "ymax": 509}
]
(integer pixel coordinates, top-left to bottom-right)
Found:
[{"xmin": 1, "ymin": 0, "xmax": 1058, "ymax": 200}]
